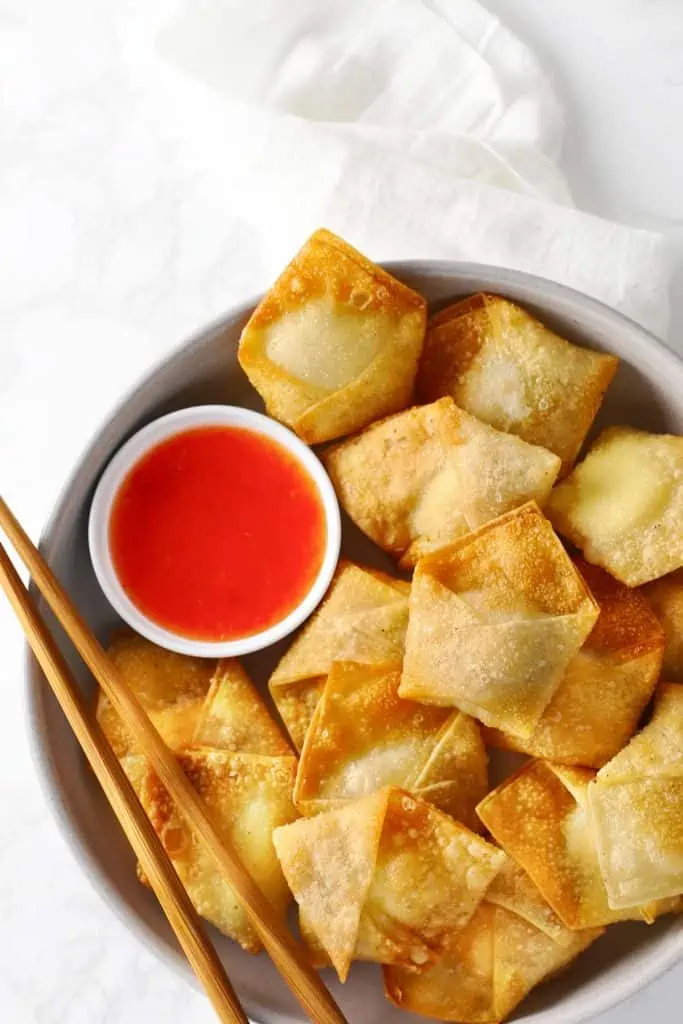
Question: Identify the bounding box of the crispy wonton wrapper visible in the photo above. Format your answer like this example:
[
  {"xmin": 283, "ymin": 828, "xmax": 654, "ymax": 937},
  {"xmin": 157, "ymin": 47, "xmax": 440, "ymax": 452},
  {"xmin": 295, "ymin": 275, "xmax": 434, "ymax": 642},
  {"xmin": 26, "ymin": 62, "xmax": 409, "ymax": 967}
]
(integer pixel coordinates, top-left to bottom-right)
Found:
[
  {"xmin": 96, "ymin": 632, "xmax": 216, "ymax": 757},
  {"xmin": 238, "ymin": 229, "xmax": 426, "ymax": 444},
  {"xmin": 588, "ymin": 684, "xmax": 683, "ymax": 909},
  {"xmin": 193, "ymin": 659, "xmax": 293, "ymax": 755},
  {"xmin": 485, "ymin": 559, "xmax": 664, "ymax": 767},
  {"xmin": 273, "ymin": 787, "xmax": 505, "ymax": 981},
  {"xmin": 122, "ymin": 750, "xmax": 297, "ymax": 952},
  {"xmin": 294, "ymin": 661, "xmax": 487, "ymax": 827},
  {"xmin": 477, "ymin": 760, "xmax": 676, "ymax": 929},
  {"xmin": 269, "ymin": 561, "xmax": 410, "ymax": 750},
  {"xmin": 642, "ymin": 569, "xmax": 683, "ymax": 682},
  {"xmin": 547, "ymin": 426, "xmax": 683, "ymax": 586},
  {"xmin": 400, "ymin": 503, "xmax": 599, "ymax": 739},
  {"xmin": 100, "ymin": 640, "xmax": 298, "ymax": 952},
  {"xmin": 324, "ymin": 397, "xmax": 561, "ymax": 569},
  {"xmin": 417, "ymin": 293, "xmax": 618, "ymax": 475},
  {"xmin": 384, "ymin": 853, "xmax": 603, "ymax": 1024}
]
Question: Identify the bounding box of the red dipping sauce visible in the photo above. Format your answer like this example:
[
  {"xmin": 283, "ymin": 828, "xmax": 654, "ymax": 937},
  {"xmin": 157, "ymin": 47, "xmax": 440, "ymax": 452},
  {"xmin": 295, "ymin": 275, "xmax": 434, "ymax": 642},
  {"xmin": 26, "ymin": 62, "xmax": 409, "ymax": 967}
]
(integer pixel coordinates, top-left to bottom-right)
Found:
[{"xmin": 109, "ymin": 426, "xmax": 327, "ymax": 641}]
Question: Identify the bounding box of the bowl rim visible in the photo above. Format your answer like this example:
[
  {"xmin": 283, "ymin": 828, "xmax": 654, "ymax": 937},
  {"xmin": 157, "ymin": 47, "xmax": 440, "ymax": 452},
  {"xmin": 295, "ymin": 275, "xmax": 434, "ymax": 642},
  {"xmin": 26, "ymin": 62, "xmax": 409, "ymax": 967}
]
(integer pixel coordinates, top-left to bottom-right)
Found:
[
  {"xmin": 24, "ymin": 259, "xmax": 683, "ymax": 1024},
  {"xmin": 88, "ymin": 404, "xmax": 341, "ymax": 658}
]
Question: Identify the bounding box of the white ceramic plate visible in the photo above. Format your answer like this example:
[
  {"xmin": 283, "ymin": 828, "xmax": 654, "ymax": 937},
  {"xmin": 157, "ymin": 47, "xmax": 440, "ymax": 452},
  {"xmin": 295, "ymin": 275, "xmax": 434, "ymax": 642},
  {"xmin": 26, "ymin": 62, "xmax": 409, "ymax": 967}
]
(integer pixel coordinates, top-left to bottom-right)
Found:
[{"xmin": 26, "ymin": 262, "xmax": 683, "ymax": 1024}]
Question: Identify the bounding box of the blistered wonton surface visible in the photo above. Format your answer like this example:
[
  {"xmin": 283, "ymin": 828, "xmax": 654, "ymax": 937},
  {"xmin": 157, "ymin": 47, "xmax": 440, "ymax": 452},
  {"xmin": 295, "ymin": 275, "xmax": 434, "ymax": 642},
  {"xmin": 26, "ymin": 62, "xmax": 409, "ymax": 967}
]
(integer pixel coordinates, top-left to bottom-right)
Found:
[
  {"xmin": 96, "ymin": 632, "xmax": 216, "ymax": 757},
  {"xmin": 548, "ymin": 426, "xmax": 683, "ymax": 586},
  {"xmin": 589, "ymin": 684, "xmax": 683, "ymax": 909},
  {"xmin": 100, "ymin": 641, "xmax": 298, "ymax": 952},
  {"xmin": 273, "ymin": 788, "xmax": 504, "ymax": 981},
  {"xmin": 123, "ymin": 750, "xmax": 297, "ymax": 952},
  {"xmin": 384, "ymin": 853, "xmax": 602, "ymax": 1023},
  {"xmin": 642, "ymin": 569, "xmax": 683, "ymax": 682},
  {"xmin": 269, "ymin": 561, "xmax": 410, "ymax": 750},
  {"xmin": 324, "ymin": 397, "xmax": 560, "ymax": 569},
  {"xmin": 400, "ymin": 503, "xmax": 599, "ymax": 739},
  {"xmin": 417, "ymin": 293, "xmax": 618, "ymax": 474},
  {"xmin": 485, "ymin": 559, "xmax": 664, "ymax": 767},
  {"xmin": 477, "ymin": 760, "xmax": 677, "ymax": 929},
  {"xmin": 294, "ymin": 661, "xmax": 487, "ymax": 827},
  {"xmin": 238, "ymin": 229, "xmax": 426, "ymax": 444},
  {"xmin": 193, "ymin": 659, "xmax": 292, "ymax": 755}
]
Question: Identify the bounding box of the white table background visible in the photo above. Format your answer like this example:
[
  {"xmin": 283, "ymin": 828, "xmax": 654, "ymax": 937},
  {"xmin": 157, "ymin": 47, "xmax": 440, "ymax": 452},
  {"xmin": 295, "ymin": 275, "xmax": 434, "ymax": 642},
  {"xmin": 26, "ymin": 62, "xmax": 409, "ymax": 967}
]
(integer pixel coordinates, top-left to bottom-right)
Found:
[{"xmin": 1, "ymin": 1, "xmax": 682, "ymax": 1022}]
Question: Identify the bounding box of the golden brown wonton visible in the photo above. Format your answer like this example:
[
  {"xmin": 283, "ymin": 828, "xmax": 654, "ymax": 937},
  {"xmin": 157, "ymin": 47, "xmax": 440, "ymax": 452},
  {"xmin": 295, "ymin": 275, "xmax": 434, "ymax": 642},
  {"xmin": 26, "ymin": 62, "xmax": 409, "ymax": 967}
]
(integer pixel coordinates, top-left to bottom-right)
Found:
[
  {"xmin": 477, "ymin": 760, "xmax": 675, "ymax": 929},
  {"xmin": 193, "ymin": 659, "xmax": 292, "ymax": 756},
  {"xmin": 400, "ymin": 503, "xmax": 599, "ymax": 739},
  {"xmin": 238, "ymin": 229, "xmax": 427, "ymax": 444},
  {"xmin": 269, "ymin": 561, "xmax": 410, "ymax": 750},
  {"xmin": 547, "ymin": 426, "xmax": 683, "ymax": 586},
  {"xmin": 384, "ymin": 854, "xmax": 602, "ymax": 1023},
  {"xmin": 417, "ymin": 293, "xmax": 618, "ymax": 474},
  {"xmin": 123, "ymin": 749, "xmax": 297, "ymax": 952},
  {"xmin": 485, "ymin": 559, "xmax": 665, "ymax": 767},
  {"xmin": 96, "ymin": 632, "xmax": 216, "ymax": 757},
  {"xmin": 273, "ymin": 788, "xmax": 504, "ymax": 981},
  {"xmin": 642, "ymin": 569, "xmax": 683, "ymax": 682},
  {"xmin": 588, "ymin": 684, "xmax": 683, "ymax": 909},
  {"xmin": 294, "ymin": 661, "xmax": 487, "ymax": 828},
  {"xmin": 100, "ymin": 641, "xmax": 298, "ymax": 952},
  {"xmin": 324, "ymin": 397, "xmax": 561, "ymax": 569}
]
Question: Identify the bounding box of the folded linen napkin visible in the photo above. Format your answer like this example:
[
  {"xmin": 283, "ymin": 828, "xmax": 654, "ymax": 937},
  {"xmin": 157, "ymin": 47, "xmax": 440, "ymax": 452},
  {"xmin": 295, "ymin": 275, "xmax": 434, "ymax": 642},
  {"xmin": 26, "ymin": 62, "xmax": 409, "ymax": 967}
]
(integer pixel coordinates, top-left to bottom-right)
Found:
[{"xmin": 153, "ymin": 0, "xmax": 673, "ymax": 336}]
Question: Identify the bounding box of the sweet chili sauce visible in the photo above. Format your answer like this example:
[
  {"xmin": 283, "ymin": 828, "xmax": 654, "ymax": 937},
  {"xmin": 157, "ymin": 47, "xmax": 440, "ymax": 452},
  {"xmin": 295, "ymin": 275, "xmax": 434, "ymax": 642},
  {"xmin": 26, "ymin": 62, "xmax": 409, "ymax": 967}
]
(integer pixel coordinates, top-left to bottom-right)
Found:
[{"xmin": 109, "ymin": 426, "xmax": 326, "ymax": 641}]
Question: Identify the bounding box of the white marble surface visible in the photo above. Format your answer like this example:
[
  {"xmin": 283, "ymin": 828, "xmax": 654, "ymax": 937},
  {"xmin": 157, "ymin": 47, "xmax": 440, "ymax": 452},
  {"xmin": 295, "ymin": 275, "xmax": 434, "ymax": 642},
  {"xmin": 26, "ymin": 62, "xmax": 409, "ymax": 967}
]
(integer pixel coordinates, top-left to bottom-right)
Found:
[{"xmin": 1, "ymin": 1, "xmax": 682, "ymax": 1022}]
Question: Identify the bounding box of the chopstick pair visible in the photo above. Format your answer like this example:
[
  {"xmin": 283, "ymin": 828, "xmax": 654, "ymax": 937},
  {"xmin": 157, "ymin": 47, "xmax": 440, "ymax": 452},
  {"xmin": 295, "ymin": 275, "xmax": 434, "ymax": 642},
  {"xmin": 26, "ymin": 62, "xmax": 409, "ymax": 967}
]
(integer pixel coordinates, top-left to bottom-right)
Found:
[{"xmin": 0, "ymin": 495, "xmax": 347, "ymax": 1024}]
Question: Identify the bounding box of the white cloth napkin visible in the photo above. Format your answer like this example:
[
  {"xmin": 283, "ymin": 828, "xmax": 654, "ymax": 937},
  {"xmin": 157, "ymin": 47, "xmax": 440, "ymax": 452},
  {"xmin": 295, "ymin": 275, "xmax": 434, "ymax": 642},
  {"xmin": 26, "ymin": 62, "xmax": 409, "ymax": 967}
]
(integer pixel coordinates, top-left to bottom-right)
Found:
[{"xmin": 151, "ymin": 0, "xmax": 674, "ymax": 336}]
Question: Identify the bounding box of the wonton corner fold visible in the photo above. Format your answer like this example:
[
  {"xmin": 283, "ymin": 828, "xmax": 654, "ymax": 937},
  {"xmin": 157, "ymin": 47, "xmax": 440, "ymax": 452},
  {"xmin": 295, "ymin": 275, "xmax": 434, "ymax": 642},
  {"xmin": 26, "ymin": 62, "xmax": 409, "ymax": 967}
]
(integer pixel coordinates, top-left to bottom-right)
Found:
[
  {"xmin": 269, "ymin": 560, "xmax": 410, "ymax": 750},
  {"xmin": 238, "ymin": 228, "xmax": 427, "ymax": 444},
  {"xmin": 294, "ymin": 660, "xmax": 487, "ymax": 828},
  {"xmin": 485, "ymin": 558, "xmax": 665, "ymax": 767},
  {"xmin": 122, "ymin": 749, "xmax": 298, "ymax": 953},
  {"xmin": 96, "ymin": 631, "xmax": 216, "ymax": 757},
  {"xmin": 588, "ymin": 683, "xmax": 683, "ymax": 910},
  {"xmin": 417, "ymin": 293, "xmax": 618, "ymax": 475},
  {"xmin": 548, "ymin": 426, "xmax": 683, "ymax": 586},
  {"xmin": 477, "ymin": 759, "xmax": 680, "ymax": 930},
  {"xmin": 400, "ymin": 503, "xmax": 599, "ymax": 739},
  {"xmin": 384, "ymin": 853, "xmax": 603, "ymax": 1024},
  {"xmin": 273, "ymin": 788, "xmax": 505, "ymax": 981},
  {"xmin": 324, "ymin": 397, "xmax": 561, "ymax": 570},
  {"xmin": 99, "ymin": 636, "xmax": 299, "ymax": 953}
]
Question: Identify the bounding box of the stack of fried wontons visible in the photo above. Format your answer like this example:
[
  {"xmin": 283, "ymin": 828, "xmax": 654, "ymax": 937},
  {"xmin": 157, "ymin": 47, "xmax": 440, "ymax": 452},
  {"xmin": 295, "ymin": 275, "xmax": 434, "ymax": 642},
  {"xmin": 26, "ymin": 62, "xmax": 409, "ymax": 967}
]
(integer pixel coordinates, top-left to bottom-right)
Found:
[{"xmin": 101, "ymin": 230, "xmax": 683, "ymax": 1023}]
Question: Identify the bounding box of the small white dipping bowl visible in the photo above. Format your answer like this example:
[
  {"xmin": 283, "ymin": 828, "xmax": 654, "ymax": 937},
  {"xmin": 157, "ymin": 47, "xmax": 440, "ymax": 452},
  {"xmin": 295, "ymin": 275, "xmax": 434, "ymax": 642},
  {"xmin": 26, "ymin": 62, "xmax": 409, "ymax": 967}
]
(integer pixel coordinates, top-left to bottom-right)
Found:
[{"xmin": 88, "ymin": 404, "xmax": 341, "ymax": 658}]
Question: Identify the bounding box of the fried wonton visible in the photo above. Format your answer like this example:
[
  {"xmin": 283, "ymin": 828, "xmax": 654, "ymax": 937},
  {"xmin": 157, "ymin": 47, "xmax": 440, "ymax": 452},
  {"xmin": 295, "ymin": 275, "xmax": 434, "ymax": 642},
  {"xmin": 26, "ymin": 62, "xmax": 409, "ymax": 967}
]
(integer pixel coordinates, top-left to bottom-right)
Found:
[
  {"xmin": 485, "ymin": 559, "xmax": 665, "ymax": 767},
  {"xmin": 400, "ymin": 503, "xmax": 599, "ymax": 739},
  {"xmin": 547, "ymin": 426, "xmax": 683, "ymax": 586},
  {"xmin": 122, "ymin": 749, "xmax": 298, "ymax": 952},
  {"xmin": 238, "ymin": 229, "xmax": 427, "ymax": 444},
  {"xmin": 193, "ymin": 659, "xmax": 292, "ymax": 755},
  {"xmin": 324, "ymin": 397, "xmax": 561, "ymax": 570},
  {"xmin": 384, "ymin": 854, "xmax": 602, "ymax": 1023},
  {"xmin": 269, "ymin": 561, "xmax": 410, "ymax": 750},
  {"xmin": 417, "ymin": 294, "xmax": 618, "ymax": 475},
  {"xmin": 96, "ymin": 633, "xmax": 216, "ymax": 757},
  {"xmin": 642, "ymin": 569, "xmax": 683, "ymax": 682},
  {"xmin": 477, "ymin": 760, "xmax": 675, "ymax": 929},
  {"xmin": 273, "ymin": 788, "xmax": 504, "ymax": 981},
  {"xmin": 588, "ymin": 684, "xmax": 683, "ymax": 909},
  {"xmin": 294, "ymin": 661, "xmax": 487, "ymax": 827}
]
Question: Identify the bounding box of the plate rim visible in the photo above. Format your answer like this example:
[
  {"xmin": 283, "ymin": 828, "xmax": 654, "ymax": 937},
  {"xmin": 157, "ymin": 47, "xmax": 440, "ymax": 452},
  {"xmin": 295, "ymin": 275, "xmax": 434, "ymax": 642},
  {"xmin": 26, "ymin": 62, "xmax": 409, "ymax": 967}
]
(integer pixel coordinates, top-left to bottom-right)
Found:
[{"xmin": 24, "ymin": 259, "xmax": 683, "ymax": 1024}]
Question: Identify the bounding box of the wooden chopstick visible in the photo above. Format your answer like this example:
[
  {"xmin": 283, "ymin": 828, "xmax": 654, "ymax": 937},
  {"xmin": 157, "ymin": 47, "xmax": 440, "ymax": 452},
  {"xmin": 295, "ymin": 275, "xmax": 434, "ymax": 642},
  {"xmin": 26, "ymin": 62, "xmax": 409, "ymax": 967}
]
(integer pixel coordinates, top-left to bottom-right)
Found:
[
  {"xmin": 0, "ymin": 542, "xmax": 249, "ymax": 1024},
  {"xmin": 0, "ymin": 495, "xmax": 348, "ymax": 1024}
]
